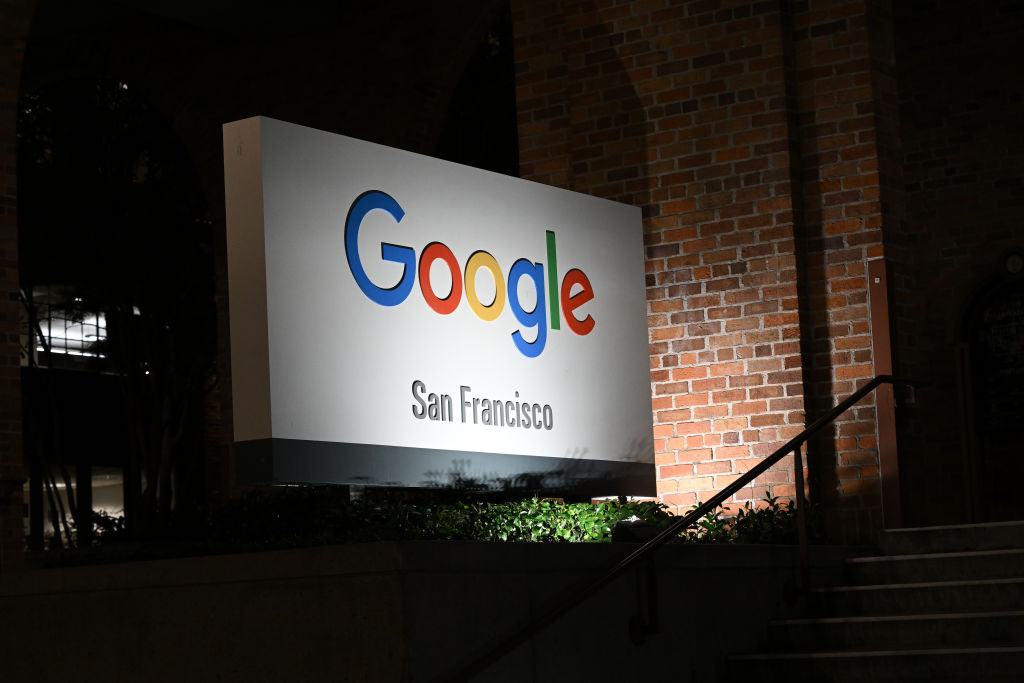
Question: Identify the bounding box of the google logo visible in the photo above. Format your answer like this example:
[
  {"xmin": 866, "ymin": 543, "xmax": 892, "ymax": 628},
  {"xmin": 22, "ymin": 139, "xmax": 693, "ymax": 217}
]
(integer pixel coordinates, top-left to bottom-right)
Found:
[{"xmin": 345, "ymin": 190, "xmax": 596, "ymax": 358}]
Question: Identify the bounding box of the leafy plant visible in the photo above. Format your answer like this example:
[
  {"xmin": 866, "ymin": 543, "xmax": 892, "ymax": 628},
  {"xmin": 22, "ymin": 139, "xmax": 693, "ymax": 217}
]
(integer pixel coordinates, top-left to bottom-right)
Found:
[
  {"xmin": 730, "ymin": 496, "xmax": 826, "ymax": 544},
  {"xmin": 91, "ymin": 510, "xmax": 127, "ymax": 542},
  {"xmin": 677, "ymin": 496, "xmax": 826, "ymax": 545},
  {"xmin": 195, "ymin": 490, "xmax": 674, "ymax": 549},
  {"xmin": 678, "ymin": 502, "xmax": 732, "ymax": 544}
]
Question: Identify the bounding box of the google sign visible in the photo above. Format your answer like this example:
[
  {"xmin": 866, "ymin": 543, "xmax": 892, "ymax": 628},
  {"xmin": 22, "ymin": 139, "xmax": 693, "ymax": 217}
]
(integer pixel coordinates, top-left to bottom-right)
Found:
[
  {"xmin": 345, "ymin": 190, "xmax": 595, "ymax": 358},
  {"xmin": 224, "ymin": 117, "xmax": 655, "ymax": 495}
]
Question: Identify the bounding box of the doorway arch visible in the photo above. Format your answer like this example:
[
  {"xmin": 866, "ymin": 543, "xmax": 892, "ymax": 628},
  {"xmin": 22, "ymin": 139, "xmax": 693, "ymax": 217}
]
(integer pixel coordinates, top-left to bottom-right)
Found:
[{"xmin": 961, "ymin": 267, "xmax": 1024, "ymax": 522}]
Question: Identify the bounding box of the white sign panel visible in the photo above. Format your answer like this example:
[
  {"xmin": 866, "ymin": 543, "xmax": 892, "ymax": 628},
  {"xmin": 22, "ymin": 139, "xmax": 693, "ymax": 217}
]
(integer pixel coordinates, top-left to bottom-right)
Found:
[{"xmin": 224, "ymin": 117, "xmax": 654, "ymax": 495}]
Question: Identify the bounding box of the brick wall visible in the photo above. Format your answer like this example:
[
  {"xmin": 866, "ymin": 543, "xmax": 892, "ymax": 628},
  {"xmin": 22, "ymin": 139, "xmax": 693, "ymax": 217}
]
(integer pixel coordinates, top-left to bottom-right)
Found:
[
  {"xmin": 0, "ymin": 0, "xmax": 34, "ymax": 573},
  {"xmin": 513, "ymin": 0, "xmax": 898, "ymax": 541}
]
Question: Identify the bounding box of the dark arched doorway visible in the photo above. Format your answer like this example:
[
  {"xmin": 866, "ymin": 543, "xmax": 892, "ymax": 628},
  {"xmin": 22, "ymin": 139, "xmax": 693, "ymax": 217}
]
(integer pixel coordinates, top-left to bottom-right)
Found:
[{"xmin": 962, "ymin": 265, "xmax": 1024, "ymax": 522}]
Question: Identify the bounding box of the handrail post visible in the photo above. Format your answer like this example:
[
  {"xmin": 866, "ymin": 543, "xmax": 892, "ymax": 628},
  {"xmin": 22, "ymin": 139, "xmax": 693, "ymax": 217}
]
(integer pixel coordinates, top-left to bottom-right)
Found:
[
  {"xmin": 792, "ymin": 439, "xmax": 808, "ymax": 592},
  {"xmin": 628, "ymin": 554, "xmax": 659, "ymax": 645}
]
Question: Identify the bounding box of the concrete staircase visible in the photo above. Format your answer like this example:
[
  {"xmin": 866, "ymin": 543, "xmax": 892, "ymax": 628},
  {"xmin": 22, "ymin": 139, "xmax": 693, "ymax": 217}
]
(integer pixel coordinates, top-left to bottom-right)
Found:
[{"xmin": 729, "ymin": 520, "xmax": 1024, "ymax": 682}]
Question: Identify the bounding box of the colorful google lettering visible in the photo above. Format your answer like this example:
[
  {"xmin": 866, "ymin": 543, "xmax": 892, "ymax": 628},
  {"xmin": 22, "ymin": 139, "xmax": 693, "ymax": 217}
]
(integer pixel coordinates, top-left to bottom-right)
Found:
[{"xmin": 344, "ymin": 190, "xmax": 595, "ymax": 358}]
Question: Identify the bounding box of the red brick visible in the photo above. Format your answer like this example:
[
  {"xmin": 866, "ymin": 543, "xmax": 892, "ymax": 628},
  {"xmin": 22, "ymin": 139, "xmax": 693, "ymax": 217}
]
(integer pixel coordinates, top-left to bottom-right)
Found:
[
  {"xmin": 714, "ymin": 445, "xmax": 750, "ymax": 460},
  {"xmin": 661, "ymin": 492, "xmax": 697, "ymax": 508},
  {"xmin": 709, "ymin": 361, "xmax": 745, "ymax": 377}
]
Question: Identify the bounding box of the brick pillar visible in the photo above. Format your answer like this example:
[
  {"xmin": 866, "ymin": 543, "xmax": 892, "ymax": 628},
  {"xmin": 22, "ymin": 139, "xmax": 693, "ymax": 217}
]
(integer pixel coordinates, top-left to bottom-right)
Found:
[
  {"xmin": 513, "ymin": 0, "xmax": 809, "ymax": 515},
  {"xmin": 0, "ymin": 0, "xmax": 34, "ymax": 574},
  {"xmin": 512, "ymin": 0, "xmax": 900, "ymax": 543},
  {"xmin": 786, "ymin": 0, "xmax": 900, "ymax": 540},
  {"xmin": 513, "ymin": 2, "xmax": 572, "ymax": 188}
]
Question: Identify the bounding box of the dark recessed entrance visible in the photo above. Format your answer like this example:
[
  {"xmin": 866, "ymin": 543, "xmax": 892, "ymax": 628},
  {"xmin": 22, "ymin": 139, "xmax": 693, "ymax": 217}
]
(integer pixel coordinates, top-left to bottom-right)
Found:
[{"xmin": 963, "ymin": 275, "xmax": 1024, "ymax": 522}]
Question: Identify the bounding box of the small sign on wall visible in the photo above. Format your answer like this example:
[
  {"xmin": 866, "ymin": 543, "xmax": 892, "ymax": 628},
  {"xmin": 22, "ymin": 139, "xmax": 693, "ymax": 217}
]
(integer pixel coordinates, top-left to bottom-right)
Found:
[{"xmin": 223, "ymin": 117, "xmax": 654, "ymax": 495}]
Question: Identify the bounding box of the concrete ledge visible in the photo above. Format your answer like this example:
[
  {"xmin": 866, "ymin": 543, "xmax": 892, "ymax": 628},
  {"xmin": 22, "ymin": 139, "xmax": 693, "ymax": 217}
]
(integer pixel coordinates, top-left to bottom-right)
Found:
[{"xmin": 0, "ymin": 542, "xmax": 858, "ymax": 682}]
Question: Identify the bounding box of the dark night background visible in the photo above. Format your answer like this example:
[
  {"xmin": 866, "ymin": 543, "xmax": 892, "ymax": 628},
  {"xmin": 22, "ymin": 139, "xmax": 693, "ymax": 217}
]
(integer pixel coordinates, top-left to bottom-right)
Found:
[{"xmin": 16, "ymin": 0, "xmax": 518, "ymax": 542}]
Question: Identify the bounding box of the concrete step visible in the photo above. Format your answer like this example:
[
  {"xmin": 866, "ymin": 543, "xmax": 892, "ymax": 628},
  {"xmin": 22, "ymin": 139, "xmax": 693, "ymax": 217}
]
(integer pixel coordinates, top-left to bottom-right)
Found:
[
  {"xmin": 769, "ymin": 610, "xmax": 1024, "ymax": 652},
  {"xmin": 880, "ymin": 521, "xmax": 1024, "ymax": 556},
  {"xmin": 810, "ymin": 577, "xmax": 1024, "ymax": 617},
  {"xmin": 846, "ymin": 548, "xmax": 1024, "ymax": 584},
  {"xmin": 729, "ymin": 646, "xmax": 1024, "ymax": 682},
  {"xmin": 730, "ymin": 521, "xmax": 1024, "ymax": 681}
]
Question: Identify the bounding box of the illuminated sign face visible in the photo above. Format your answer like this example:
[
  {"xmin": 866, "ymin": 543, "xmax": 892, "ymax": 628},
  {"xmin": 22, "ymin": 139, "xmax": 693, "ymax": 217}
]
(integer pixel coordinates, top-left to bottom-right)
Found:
[
  {"xmin": 345, "ymin": 190, "xmax": 596, "ymax": 358},
  {"xmin": 223, "ymin": 117, "xmax": 654, "ymax": 495}
]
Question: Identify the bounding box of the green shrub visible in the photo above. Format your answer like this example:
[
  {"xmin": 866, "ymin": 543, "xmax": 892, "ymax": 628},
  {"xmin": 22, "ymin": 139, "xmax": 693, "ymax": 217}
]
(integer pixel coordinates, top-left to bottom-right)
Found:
[
  {"xmin": 678, "ymin": 504, "xmax": 732, "ymax": 544},
  {"xmin": 680, "ymin": 496, "xmax": 826, "ymax": 545},
  {"xmin": 39, "ymin": 488, "xmax": 824, "ymax": 567},
  {"xmin": 201, "ymin": 490, "xmax": 673, "ymax": 548}
]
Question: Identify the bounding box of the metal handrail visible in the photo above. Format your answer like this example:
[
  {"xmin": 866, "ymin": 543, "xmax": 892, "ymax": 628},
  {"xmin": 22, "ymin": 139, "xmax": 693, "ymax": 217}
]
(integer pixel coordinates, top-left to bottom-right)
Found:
[{"xmin": 439, "ymin": 374, "xmax": 907, "ymax": 682}]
